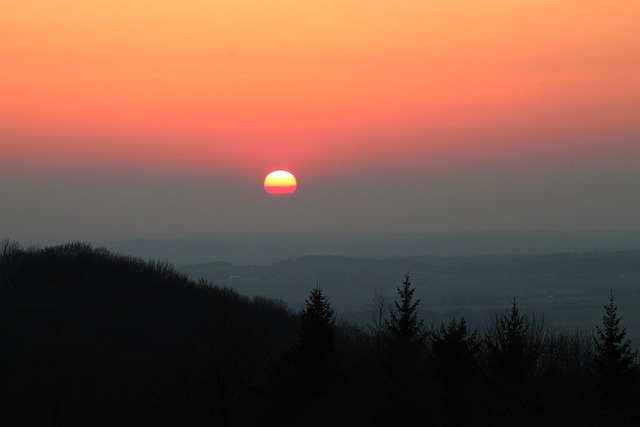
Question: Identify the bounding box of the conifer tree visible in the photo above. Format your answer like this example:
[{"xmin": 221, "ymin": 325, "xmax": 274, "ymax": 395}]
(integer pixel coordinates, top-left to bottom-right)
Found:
[
  {"xmin": 485, "ymin": 298, "xmax": 542, "ymax": 390},
  {"xmin": 591, "ymin": 290, "xmax": 639, "ymax": 416},
  {"xmin": 290, "ymin": 284, "xmax": 338, "ymax": 397},
  {"xmin": 382, "ymin": 274, "xmax": 429, "ymax": 424},
  {"xmin": 270, "ymin": 285, "xmax": 338, "ymax": 425},
  {"xmin": 298, "ymin": 284, "xmax": 336, "ymax": 360},
  {"xmin": 431, "ymin": 317, "xmax": 480, "ymax": 384},
  {"xmin": 385, "ymin": 273, "xmax": 427, "ymax": 351},
  {"xmin": 430, "ymin": 317, "xmax": 481, "ymax": 425}
]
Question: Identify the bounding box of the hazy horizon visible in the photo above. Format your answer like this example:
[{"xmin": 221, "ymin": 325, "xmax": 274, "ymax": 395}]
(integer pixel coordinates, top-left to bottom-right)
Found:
[
  {"xmin": 6, "ymin": 229, "xmax": 640, "ymax": 268},
  {"xmin": 2, "ymin": 166, "xmax": 640, "ymax": 240}
]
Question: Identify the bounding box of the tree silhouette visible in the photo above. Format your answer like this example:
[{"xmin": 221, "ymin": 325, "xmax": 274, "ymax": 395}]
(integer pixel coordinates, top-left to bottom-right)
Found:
[
  {"xmin": 430, "ymin": 317, "xmax": 481, "ymax": 426},
  {"xmin": 591, "ymin": 290, "xmax": 639, "ymax": 419},
  {"xmin": 486, "ymin": 299, "xmax": 539, "ymax": 376},
  {"xmin": 485, "ymin": 297, "xmax": 545, "ymax": 420},
  {"xmin": 269, "ymin": 284, "xmax": 338, "ymax": 425},
  {"xmin": 431, "ymin": 317, "xmax": 479, "ymax": 385},
  {"xmin": 297, "ymin": 284, "xmax": 336, "ymax": 362},
  {"xmin": 371, "ymin": 288, "xmax": 389, "ymax": 347},
  {"xmin": 382, "ymin": 274, "xmax": 429, "ymax": 424},
  {"xmin": 385, "ymin": 273, "xmax": 427, "ymax": 352}
]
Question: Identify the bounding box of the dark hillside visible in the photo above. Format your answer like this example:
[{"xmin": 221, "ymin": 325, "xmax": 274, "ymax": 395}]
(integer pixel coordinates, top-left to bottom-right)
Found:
[
  {"xmin": 2, "ymin": 241, "xmax": 638, "ymax": 426},
  {"xmin": 0, "ymin": 241, "xmax": 298, "ymax": 426}
]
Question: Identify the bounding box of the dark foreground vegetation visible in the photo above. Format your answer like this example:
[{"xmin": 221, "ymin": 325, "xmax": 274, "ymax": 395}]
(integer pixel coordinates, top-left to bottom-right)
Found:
[{"xmin": 1, "ymin": 241, "xmax": 639, "ymax": 426}]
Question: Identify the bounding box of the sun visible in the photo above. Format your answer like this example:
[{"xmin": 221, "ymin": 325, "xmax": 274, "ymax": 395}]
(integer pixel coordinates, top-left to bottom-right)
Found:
[{"xmin": 264, "ymin": 170, "xmax": 297, "ymax": 197}]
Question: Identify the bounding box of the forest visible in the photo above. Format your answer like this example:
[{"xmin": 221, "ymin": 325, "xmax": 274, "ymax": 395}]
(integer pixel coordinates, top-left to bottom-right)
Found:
[{"xmin": 1, "ymin": 241, "xmax": 638, "ymax": 426}]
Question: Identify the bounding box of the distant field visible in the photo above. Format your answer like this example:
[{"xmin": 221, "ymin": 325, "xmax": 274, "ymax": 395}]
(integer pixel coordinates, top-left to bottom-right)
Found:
[{"xmin": 180, "ymin": 251, "xmax": 640, "ymax": 342}]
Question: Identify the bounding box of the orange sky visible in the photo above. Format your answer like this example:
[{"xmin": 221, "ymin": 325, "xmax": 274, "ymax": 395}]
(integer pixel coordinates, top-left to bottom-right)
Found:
[
  {"xmin": 1, "ymin": 0, "xmax": 639, "ymax": 179},
  {"xmin": 2, "ymin": 1, "xmax": 640, "ymax": 238}
]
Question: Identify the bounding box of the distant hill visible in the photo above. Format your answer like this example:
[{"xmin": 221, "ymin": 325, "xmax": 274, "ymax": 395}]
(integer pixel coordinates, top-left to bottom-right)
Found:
[
  {"xmin": 126, "ymin": 229, "xmax": 640, "ymax": 264},
  {"xmin": 16, "ymin": 229, "xmax": 640, "ymax": 266}
]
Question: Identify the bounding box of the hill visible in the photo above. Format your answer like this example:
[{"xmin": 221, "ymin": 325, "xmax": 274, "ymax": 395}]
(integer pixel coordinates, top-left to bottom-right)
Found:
[{"xmin": 0, "ymin": 241, "xmax": 298, "ymax": 426}]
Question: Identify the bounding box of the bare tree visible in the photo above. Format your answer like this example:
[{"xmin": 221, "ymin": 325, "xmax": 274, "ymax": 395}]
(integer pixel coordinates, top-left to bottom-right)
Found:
[{"xmin": 371, "ymin": 288, "xmax": 389, "ymax": 344}]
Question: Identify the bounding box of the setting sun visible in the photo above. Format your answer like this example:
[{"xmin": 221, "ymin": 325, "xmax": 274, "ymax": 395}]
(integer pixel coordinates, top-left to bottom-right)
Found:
[{"xmin": 264, "ymin": 170, "xmax": 297, "ymax": 197}]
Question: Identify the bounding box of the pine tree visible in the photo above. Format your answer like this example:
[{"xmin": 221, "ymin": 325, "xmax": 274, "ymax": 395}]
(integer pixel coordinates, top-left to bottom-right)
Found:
[
  {"xmin": 269, "ymin": 285, "xmax": 338, "ymax": 425},
  {"xmin": 431, "ymin": 317, "xmax": 480, "ymax": 385},
  {"xmin": 485, "ymin": 298, "xmax": 543, "ymax": 394},
  {"xmin": 591, "ymin": 290, "xmax": 639, "ymax": 416},
  {"xmin": 430, "ymin": 317, "xmax": 481, "ymax": 425},
  {"xmin": 291, "ymin": 284, "xmax": 338, "ymax": 397},
  {"xmin": 385, "ymin": 273, "xmax": 427, "ymax": 352},
  {"xmin": 298, "ymin": 284, "xmax": 336, "ymax": 360},
  {"xmin": 382, "ymin": 274, "xmax": 429, "ymax": 424}
]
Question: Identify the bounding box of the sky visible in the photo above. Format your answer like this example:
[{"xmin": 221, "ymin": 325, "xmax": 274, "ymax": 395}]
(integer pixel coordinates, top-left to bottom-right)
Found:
[{"xmin": 1, "ymin": 1, "xmax": 639, "ymax": 239}]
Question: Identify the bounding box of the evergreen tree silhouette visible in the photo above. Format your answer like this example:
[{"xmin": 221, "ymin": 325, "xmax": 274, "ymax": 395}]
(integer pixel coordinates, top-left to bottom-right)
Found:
[
  {"xmin": 265, "ymin": 285, "xmax": 338, "ymax": 425},
  {"xmin": 485, "ymin": 297, "xmax": 543, "ymax": 415},
  {"xmin": 487, "ymin": 299, "xmax": 532, "ymax": 376},
  {"xmin": 591, "ymin": 290, "xmax": 639, "ymax": 419},
  {"xmin": 430, "ymin": 317, "xmax": 481, "ymax": 426},
  {"xmin": 297, "ymin": 284, "xmax": 336, "ymax": 364},
  {"xmin": 383, "ymin": 274, "xmax": 429, "ymax": 424},
  {"xmin": 385, "ymin": 273, "xmax": 427, "ymax": 352},
  {"xmin": 431, "ymin": 317, "xmax": 479, "ymax": 385}
]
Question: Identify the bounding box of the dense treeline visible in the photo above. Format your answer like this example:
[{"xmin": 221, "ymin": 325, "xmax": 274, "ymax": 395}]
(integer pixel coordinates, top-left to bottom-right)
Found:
[{"xmin": 1, "ymin": 241, "xmax": 638, "ymax": 426}]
